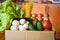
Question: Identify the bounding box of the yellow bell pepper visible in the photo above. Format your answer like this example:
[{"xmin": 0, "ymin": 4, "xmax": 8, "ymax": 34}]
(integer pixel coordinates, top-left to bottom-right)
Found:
[{"xmin": 23, "ymin": 1, "xmax": 33, "ymax": 18}]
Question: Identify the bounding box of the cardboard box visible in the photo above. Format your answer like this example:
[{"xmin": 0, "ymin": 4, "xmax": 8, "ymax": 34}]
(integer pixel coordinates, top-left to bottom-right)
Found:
[
  {"xmin": 5, "ymin": 28, "xmax": 55, "ymax": 40},
  {"xmin": 4, "ymin": 2, "xmax": 56, "ymax": 40}
]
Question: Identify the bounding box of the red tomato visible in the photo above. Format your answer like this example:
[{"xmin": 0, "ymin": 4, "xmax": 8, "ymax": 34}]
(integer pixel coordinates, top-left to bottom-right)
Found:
[{"xmin": 42, "ymin": 20, "xmax": 52, "ymax": 29}]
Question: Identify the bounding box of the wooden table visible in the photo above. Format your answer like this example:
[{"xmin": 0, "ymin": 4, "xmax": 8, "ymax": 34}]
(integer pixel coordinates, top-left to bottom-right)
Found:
[{"xmin": 0, "ymin": 33, "xmax": 5, "ymax": 40}]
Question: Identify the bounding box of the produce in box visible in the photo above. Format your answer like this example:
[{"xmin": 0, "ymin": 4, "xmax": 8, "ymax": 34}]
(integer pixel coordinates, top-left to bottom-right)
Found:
[
  {"xmin": 0, "ymin": 0, "xmax": 52, "ymax": 32},
  {"xmin": 10, "ymin": 18, "xmax": 43, "ymax": 31}
]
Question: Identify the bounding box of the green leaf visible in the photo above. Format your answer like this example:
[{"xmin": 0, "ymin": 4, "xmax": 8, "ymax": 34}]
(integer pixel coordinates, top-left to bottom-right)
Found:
[
  {"xmin": 20, "ymin": 8, "xmax": 25, "ymax": 18},
  {"xmin": 0, "ymin": 0, "xmax": 21, "ymax": 32},
  {"xmin": 0, "ymin": 13, "xmax": 11, "ymax": 32}
]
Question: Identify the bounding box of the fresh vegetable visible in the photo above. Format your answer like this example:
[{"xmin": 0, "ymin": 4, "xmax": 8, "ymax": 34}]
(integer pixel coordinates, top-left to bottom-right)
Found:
[
  {"xmin": 33, "ymin": 19, "xmax": 38, "ymax": 28},
  {"xmin": 11, "ymin": 19, "xmax": 30, "ymax": 31},
  {"xmin": 18, "ymin": 25, "xmax": 26, "ymax": 31},
  {"xmin": 42, "ymin": 20, "xmax": 52, "ymax": 29},
  {"xmin": 20, "ymin": 8, "xmax": 25, "ymax": 18},
  {"xmin": 2, "ymin": 0, "xmax": 20, "ymax": 18},
  {"xmin": 0, "ymin": 13, "xmax": 11, "ymax": 32},
  {"xmin": 10, "ymin": 25, "xmax": 18, "ymax": 31},
  {"xmin": 37, "ymin": 21, "xmax": 42, "ymax": 31},
  {"xmin": 24, "ymin": 1, "xmax": 33, "ymax": 18},
  {"xmin": 0, "ymin": 0, "xmax": 21, "ymax": 32},
  {"xmin": 20, "ymin": 19, "xmax": 26, "ymax": 25},
  {"xmin": 12, "ymin": 20, "xmax": 20, "ymax": 26},
  {"xmin": 18, "ymin": 25, "xmax": 23, "ymax": 29},
  {"xmin": 28, "ymin": 23, "xmax": 36, "ymax": 31},
  {"xmin": 23, "ymin": 23, "xmax": 28, "ymax": 29},
  {"xmin": 26, "ymin": 21, "xmax": 29, "ymax": 24}
]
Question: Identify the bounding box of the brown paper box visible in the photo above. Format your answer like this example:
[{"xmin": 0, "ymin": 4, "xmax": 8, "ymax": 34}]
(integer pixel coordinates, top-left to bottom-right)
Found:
[{"xmin": 5, "ymin": 30, "xmax": 55, "ymax": 40}]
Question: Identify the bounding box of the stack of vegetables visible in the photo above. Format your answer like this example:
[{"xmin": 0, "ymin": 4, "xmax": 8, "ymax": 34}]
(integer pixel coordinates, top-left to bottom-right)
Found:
[
  {"xmin": 31, "ymin": 13, "xmax": 52, "ymax": 31},
  {"xmin": 10, "ymin": 14, "xmax": 52, "ymax": 31},
  {"xmin": 10, "ymin": 18, "xmax": 42, "ymax": 31},
  {"xmin": 10, "ymin": 19, "xmax": 29, "ymax": 31},
  {"xmin": 0, "ymin": 0, "xmax": 52, "ymax": 32}
]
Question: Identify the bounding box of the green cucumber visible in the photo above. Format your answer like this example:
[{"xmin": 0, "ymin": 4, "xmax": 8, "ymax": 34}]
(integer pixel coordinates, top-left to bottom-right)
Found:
[
  {"xmin": 37, "ymin": 21, "xmax": 42, "ymax": 31},
  {"xmin": 33, "ymin": 19, "xmax": 38, "ymax": 28},
  {"xmin": 28, "ymin": 23, "xmax": 36, "ymax": 31}
]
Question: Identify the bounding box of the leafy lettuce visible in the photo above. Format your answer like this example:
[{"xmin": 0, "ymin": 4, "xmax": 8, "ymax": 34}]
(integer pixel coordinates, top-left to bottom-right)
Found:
[{"xmin": 0, "ymin": 0, "xmax": 23, "ymax": 32}]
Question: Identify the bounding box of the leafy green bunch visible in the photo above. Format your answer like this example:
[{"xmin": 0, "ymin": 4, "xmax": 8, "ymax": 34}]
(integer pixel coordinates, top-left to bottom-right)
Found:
[{"xmin": 0, "ymin": 0, "xmax": 24, "ymax": 32}]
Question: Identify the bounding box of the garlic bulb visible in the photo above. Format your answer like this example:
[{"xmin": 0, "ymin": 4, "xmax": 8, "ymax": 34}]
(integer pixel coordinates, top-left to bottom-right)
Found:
[
  {"xmin": 10, "ymin": 25, "xmax": 18, "ymax": 31},
  {"xmin": 23, "ymin": 23, "xmax": 28, "ymax": 29},
  {"xmin": 26, "ymin": 21, "xmax": 29, "ymax": 24},
  {"xmin": 20, "ymin": 19, "xmax": 26, "ymax": 25},
  {"xmin": 19, "ymin": 25, "xmax": 26, "ymax": 31},
  {"xmin": 12, "ymin": 20, "xmax": 20, "ymax": 26}
]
